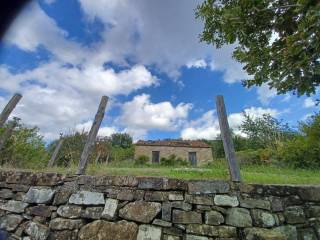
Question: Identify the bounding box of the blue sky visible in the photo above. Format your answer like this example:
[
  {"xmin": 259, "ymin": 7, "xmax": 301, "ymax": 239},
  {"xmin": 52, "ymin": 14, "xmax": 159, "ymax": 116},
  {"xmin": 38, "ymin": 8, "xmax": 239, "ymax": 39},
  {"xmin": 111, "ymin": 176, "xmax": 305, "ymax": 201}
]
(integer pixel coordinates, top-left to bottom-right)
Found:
[{"xmin": 0, "ymin": 0, "xmax": 318, "ymax": 141}]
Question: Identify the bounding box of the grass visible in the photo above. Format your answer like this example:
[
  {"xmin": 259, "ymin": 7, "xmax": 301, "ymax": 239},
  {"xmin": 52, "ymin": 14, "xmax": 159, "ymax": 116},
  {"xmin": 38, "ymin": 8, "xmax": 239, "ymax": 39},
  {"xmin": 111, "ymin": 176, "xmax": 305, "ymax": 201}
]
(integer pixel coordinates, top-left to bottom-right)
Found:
[{"xmin": 40, "ymin": 159, "xmax": 320, "ymax": 185}]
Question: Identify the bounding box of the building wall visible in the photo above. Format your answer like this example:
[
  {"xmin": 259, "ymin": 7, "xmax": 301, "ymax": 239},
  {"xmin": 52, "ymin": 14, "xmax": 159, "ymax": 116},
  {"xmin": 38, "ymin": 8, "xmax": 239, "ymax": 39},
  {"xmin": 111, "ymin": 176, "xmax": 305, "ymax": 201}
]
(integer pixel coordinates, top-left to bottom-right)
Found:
[
  {"xmin": 134, "ymin": 145, "xmax": 213, "ymax": 165},
  {"xmin": 0, "ymin": 170, "xmax": 319, "ymax": 239}
]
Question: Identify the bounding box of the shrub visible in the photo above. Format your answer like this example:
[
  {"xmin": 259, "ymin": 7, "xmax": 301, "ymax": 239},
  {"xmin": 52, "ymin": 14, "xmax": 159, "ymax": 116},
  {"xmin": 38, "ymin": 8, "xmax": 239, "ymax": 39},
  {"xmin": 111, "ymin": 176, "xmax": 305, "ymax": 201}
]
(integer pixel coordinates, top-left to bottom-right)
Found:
[
  {"xmin": 236, "ymin": 148, "xmax": 273, "ymax": 165},
  {"xmin": 134, "ymin": 155, "xmax": 149, "ymax": 166},
  {"xmin": 160, "ymin": 154, "xmax": 189, "ymax": 167},
  {"xmin": 276, "ymin": 113, "xmax": 320, "ymax": 169},
  {"xmin": 276, "ymin": 136, "xmax": 320, "ymax": 169}
]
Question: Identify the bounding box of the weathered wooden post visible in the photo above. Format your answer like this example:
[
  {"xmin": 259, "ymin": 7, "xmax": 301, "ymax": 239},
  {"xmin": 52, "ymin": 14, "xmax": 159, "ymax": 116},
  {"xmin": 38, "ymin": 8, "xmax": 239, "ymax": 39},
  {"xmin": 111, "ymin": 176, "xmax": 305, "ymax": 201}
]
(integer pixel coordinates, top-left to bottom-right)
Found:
[
  {"xmin": 47, "ymin": 133, "xmax": 64, "ymax": 168},
  {"xmin": 0, "ymin": 93, "xmax": 22, "ymax": 128},
  {"xmin": 77, "ymin": 96, "xmax": 108, "ymax": 175},
  {"xmin": 216, "ymin": 95, "xmax": 241, "ymax": 182}
]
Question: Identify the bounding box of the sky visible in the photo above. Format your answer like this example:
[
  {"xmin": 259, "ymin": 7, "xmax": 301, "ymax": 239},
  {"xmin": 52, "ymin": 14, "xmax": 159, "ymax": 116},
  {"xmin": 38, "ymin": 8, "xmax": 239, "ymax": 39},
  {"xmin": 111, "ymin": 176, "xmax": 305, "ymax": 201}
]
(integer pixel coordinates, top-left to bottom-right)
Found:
[{"xmin": 0, "ymin": 0, "xmax": 318, "ymax": 142}]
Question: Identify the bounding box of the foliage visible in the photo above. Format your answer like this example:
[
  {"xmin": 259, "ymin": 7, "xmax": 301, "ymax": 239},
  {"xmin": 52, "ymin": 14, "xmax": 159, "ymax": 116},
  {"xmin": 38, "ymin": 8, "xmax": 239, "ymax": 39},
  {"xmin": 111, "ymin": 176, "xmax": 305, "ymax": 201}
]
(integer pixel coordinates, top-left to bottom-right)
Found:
[
  {"xmin": 0, "ymin": 119, "xmax": 48, "ymax": 168},
  {"xmin": 277, "ymin": 113, "xmax": 320, "ymax": 168},
  {"xmin": 196, "ymin": 0, "xmax": 320, "ymax": 96},
  {"xmin": 47, "ymin": 132, "xmax": 134, "ymax": 166},
  {"xmin": 236, "ymin": 148, "xmax": 273, "ymax": 165},
  {"xmin": 110, "ymin": 133, "xmax": 132, "ymax": 148},
  {"xmin": 134, "ymin": 155, "xmax": 150, "ymax": 166},
  {"xmin": 240, "ymin": 113, "xmax": 294, "ymax": 149},
  {"xmin": 160, "ymin": 154, "xmax": 190, "ymax": 167},
  {"xmin": 110, "ymin": 146, "xmax": 134, "ymax": 162},
  {"xmin": 205, "ymin": 135, "xmax": 250, "ymax": 159},
  {"xmin": 47, "ymin": 131, "xmax": 87, "ymax": 166}
]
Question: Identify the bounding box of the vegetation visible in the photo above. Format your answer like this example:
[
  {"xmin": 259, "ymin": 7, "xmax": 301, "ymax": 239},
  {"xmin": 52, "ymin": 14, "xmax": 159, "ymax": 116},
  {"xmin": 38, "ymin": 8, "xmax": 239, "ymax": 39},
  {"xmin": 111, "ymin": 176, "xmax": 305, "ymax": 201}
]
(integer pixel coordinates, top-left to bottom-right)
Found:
[
  {"xmin": 2, "ymin": 111, "xmax": 320, "ymax": 184},
  {"xmin": 277, "ymin": 113, "xmax": 320, "ymax": 168},
  {"xmin": 134, "ymin": 155, "xmax": 149, "ymax": 166},
  {"xmin": 0, "ymin": 119, "xmax": 48, "ymax": 168},
  {"xmin": 160, "ymin": 154, "xmax": 189, "ymax": 167},
  {"xmin": 196, "ymin": 0, "xmax": 320, "ymax": 96}
]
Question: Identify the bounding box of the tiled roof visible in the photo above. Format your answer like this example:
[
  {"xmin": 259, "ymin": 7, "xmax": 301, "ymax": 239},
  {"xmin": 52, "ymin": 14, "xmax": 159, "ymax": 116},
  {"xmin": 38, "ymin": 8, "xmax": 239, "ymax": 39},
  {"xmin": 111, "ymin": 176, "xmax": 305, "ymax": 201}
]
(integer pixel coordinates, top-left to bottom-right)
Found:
[{"xmin": 135, "ymin": 140, "xmax": 210, "ymax": 148}]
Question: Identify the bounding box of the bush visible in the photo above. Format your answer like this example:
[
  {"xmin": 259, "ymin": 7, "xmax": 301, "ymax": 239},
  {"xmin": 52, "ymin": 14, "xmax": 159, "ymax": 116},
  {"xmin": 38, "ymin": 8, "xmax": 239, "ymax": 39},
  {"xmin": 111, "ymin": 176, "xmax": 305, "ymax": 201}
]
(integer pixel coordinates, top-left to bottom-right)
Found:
[
  {"xmin": 276, "ymin": 113, "xmax": 320, "ymax": 169},
  {"xmin": 160, "ymin": 154, "xmax": 189, "ymax": 167},
  {"xmin": 236, "ymin": 149, "xmax": 273, "ymax": 165},
  {"xmin": 134, "ymin": 155, "xmax": 149, "ymax": 166},
  {"xmin": 277, "ymin": 136, "xmax": 320, "ymax": 169}
]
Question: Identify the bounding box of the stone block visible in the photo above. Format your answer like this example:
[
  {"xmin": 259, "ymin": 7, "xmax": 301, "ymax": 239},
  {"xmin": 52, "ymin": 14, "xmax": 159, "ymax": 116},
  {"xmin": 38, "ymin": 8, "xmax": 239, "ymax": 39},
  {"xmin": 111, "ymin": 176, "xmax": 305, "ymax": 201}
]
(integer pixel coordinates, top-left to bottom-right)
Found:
[
  {"xmin": 169, "ymin": 193, "xmax": 184, "ymax": 201},
  {"xmin": 0, "ymin": 214, "xmax": 23, "ymax": 231},
  {"xmin": 24, "ymin": 187, "xmax": 55, "ymax": 204},
  {"xmin": 298, "ymin": 186, "xmax": 320, "ymax": 202},
  {"xmin": 188, "ymin": 181, "xmax": 230, "ymax": 195},
  {"xmin": 28, "ymin": 205, "xmax": 52, "ymax": 217},
  {"xmin": 57, "ymin": 205, "xmax": 82, "ymax": 218},
  {"xmin": 0, "ymin": 200, "xmax": 28, "ymax": 213},
  {"xmin": 185, "ymin": 195, "xmax": 214, "ymax": 205},
  {"xmin": 244, "ymin": 228, "xmax": 286, "ymax": 240},
  {"xmin": 49, "ymin": 218, "xmax": 84, "ymax": 230},
  {"xmin": 53, "ymin": 190, "xmax": 73, "ymax": 206},
  {"xmin": 273, "ymin": 225, "xmax": 297, "ymax": 240},
  {"xmin": 172, "ymin": 210, "xmax": 202, "ymax": 224},
  {"xmin": 240, "ymin": 197, "xmax": 271, "ymax": 210},
  {"xmin": 69, "ymin": 191, "xmax": 104, "ymax": 205},
  {"xmin": 81, "ymin": 207, "xmax": 103, "ymax": 219},
  {"xmin": 205, "ymin": 211, "xmax": 224, "ymax": 225},
  {"xmin": 119, "ymin": 201, "xmax": 161, "ymax": 223},
  {"xmin": 226, "ymin": 208, "xmax": 252, "ymax": 227},
  {"xmin": 153, "ymin": 219, "xmax": 172, "ymax": 227},
  {"xmin": 24, "ymin": 221, "xmax": 50, "ymax": 240},
  {"xmin": 101, "ymin": 198, "xmax": 118, "ymax": 220},
  {"xmin": 251, "ymin": 209, "xmax": 277, "ymax": 228},
  {"xmin": 214, "ymin": 195, "xmax": 239, "ymax": 207},
  {"xmin": 284, "ymin": 206, "xmax": 306, "ymax": 224},
  {"xmin": 78, "ymin": 220, "xmax": 138, "ymax": 240},
  {"xmin": 0, "ymin": 189, "xmax": 13, "ymax": 199},
  {"xmin": 186, "ymin": 224, "xmax": 237, "ymax": 238},
  {"xmin": 145, "ymin": 191, "xmax": 169, "ymax": 201},
  {"xmin": 137, "ymin": 224, "xmax": 162, "ymax": 240}
]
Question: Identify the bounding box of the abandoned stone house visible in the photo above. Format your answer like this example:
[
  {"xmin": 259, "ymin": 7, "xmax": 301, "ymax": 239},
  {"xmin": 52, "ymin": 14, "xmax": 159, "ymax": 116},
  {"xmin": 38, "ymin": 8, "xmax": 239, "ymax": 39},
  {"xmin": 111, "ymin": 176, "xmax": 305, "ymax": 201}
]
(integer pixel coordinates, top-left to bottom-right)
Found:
[{"xmin": 134, "ymin": 140, "xmax": 213, "ymax": 166}]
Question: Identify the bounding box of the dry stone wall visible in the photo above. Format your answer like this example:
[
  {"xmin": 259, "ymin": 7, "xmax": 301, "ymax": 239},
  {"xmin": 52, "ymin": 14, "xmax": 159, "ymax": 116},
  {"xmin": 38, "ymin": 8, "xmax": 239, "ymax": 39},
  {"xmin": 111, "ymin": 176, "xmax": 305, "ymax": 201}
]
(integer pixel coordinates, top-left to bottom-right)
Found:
[{"xmin": 0, "ymin": 171, "xmax": 319, "ymax": 240}]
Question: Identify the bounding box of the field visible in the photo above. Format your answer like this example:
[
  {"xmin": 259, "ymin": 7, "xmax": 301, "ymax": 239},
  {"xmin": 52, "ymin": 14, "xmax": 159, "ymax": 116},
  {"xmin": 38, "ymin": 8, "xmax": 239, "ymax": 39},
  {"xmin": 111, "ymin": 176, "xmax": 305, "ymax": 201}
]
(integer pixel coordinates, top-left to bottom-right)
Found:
[{"xmin": 39, "ymin": 159, "xmax": 320, "ymax": 185}]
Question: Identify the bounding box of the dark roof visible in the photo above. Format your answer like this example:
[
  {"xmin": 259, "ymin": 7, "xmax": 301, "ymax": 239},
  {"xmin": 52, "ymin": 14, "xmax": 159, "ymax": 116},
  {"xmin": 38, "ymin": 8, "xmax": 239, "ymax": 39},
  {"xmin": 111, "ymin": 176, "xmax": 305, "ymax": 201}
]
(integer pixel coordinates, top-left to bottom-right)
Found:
[{"xmin": 135, "ymin": 140, "xmax": 210, "ymax": 148}]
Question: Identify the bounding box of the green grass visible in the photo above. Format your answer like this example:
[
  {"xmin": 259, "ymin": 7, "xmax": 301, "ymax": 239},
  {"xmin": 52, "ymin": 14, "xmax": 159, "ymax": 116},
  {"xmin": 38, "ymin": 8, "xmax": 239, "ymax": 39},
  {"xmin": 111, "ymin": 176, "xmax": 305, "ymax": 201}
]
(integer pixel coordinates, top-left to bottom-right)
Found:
[{"xmin": 41, "ymin": 159, "xmax": 320, "ymax": 185}]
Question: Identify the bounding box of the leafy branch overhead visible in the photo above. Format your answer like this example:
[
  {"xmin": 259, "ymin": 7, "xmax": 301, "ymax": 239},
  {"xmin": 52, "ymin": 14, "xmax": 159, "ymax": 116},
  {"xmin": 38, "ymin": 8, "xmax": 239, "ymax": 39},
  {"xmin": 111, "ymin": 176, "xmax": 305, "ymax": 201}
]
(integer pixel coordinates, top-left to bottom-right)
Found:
[{"xmin": 196, "ymin": 0, "xmax": 320, "ymax": 96}]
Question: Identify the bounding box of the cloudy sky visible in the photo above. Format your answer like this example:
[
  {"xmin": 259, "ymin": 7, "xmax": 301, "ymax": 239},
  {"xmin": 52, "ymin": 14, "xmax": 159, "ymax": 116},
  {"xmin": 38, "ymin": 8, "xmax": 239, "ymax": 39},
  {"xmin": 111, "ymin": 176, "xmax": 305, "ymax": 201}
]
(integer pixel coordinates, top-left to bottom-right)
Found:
[{"xmin": 0, "ymin": 0, "xmax": 318, "ymax": 141}]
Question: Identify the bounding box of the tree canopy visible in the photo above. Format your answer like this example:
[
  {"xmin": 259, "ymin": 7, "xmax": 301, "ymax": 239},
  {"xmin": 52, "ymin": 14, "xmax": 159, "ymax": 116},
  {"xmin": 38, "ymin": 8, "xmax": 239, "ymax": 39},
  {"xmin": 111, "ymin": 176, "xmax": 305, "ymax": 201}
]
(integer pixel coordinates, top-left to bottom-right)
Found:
[{"xmin": 196, "ymin": 0, "xmax": 320, "ymax": 96}]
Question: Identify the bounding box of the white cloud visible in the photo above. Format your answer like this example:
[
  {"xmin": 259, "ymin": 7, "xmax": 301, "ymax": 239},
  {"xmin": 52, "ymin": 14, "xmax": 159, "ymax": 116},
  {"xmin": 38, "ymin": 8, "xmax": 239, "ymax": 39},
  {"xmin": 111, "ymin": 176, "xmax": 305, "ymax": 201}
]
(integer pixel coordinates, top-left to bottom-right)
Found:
[
  {"xmin": 0, "ymin": 0, "xmax": 252, "ymax": 141},
  {"xmin": 181, "ymin": 110, "xmax": 220, "ymax": 140},
  {"xmin": 256, "ymin": 84, "xmax": 277, "ymax": 105},
  {"xmin": 119, "ymin": 94, "xmax": 192, "ymax": 139},
  {"xmin": 4, "ymin": 2, "xmax": 88, "ymax": 64},
  {"xmin": 75, "ymin": 121, "xmax": 117, "ymax": 137},
  {"xmin": 303, "ymin": 98, "xmax": 316, "ymax": 108},
  {"xmin": 78, "ymin": 0, "xmax": 247, "ymax": 81},
  {"xmin": 186, "ymin": 59, "xmax": 207, "ymax": 69},
  {"xmin": 0, "ymin": 62, "xmax": 157, "ymax": 141},
  {"xmin": 181, "ymin": 107, "xmax": 279, "ymax": 140}
]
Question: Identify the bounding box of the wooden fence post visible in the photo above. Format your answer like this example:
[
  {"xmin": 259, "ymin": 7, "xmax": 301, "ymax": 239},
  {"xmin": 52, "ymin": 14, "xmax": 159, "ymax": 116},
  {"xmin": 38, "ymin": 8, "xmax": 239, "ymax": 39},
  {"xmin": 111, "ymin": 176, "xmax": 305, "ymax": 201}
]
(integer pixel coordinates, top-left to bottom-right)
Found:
[
  {"xmin": 47, "ymin": 133, "xmax": 64, "ymax": 168},
  {"xmin": 215, "ymin": 95, "xmax": 241, "ymax": 182},
  {"xmin": 0, "ymin": 93, "xmax": 22, "ymax": 128},
  {"xmin": 77, "ymin": 96, "xmax": 108, "ymax": 175}
]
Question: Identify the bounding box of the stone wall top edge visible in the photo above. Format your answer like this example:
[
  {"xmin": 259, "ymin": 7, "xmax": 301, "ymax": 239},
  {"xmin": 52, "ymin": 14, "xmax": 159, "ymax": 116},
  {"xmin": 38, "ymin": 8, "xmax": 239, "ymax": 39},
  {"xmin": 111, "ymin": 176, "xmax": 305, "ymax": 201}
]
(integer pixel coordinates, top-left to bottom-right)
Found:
[{"xmin": 0, "ymin": 170, "xmax": 319, "ymax": 190}]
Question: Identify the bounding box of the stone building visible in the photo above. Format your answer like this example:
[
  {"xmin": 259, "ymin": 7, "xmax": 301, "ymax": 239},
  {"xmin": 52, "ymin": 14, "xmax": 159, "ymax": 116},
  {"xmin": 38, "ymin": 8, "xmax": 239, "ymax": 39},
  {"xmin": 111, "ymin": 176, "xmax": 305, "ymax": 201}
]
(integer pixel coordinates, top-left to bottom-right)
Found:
[{"xmin": 134, "ymin": 140, "xmax": 213, "ymax": 166}]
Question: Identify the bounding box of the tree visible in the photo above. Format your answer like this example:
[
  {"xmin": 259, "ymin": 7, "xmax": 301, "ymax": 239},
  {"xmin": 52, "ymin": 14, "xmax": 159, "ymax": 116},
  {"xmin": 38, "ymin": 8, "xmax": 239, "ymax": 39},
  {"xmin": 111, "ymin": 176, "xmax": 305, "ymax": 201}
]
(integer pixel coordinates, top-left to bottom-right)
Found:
[
  {"xmin": 0, "ymin": 120, "xmax": 48, "ymax": 168},
  {"xmin": 110, "ymin": 133, "xmax": 132, "ymax": 149},
  {"xmin": 277, "ymin": 112, "xmax": 320, "ymax": 168},
  {"xmin": 240, "ymin": 113, "xmax": 294, "ymax": 149},
  {"xmin": 196, "ymin": 0, "xmax": 320, "ymax": 96}
]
